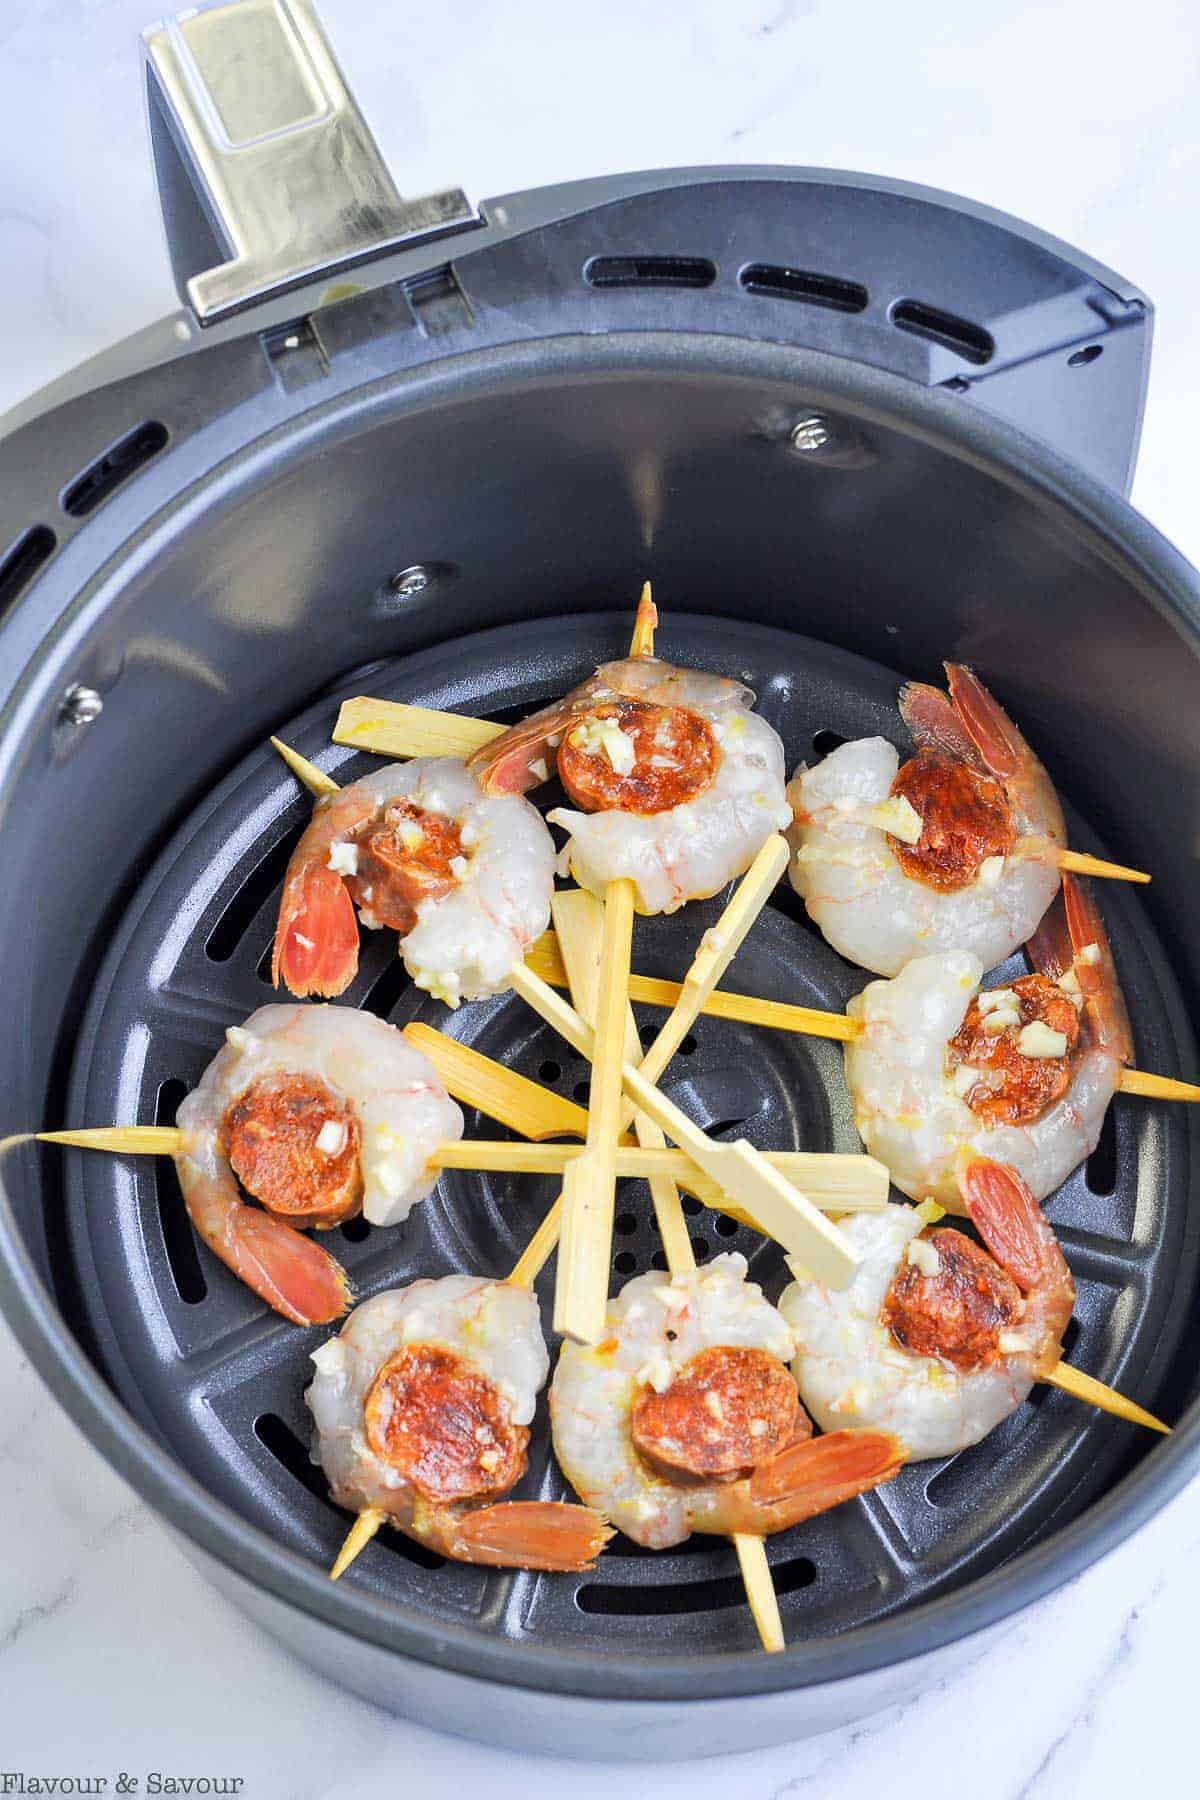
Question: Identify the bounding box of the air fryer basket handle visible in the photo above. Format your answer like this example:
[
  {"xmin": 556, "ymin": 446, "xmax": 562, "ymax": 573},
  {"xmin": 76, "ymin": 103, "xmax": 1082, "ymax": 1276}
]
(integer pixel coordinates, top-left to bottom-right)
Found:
[{"xmin": 142, "ymin": 0, "xmax": 478, "ymax": 323}]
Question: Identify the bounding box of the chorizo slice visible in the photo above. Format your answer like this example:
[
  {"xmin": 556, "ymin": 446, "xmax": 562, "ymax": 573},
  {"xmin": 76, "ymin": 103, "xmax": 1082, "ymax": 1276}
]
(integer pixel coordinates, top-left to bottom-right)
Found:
[
  {"xmin": 365, "ymin": 1344, "xmax": 528, "ymax": 1502},
  {"xmin": 224, "ymin": 1074, "xmax": 362, "ymax": 1228},
  {"xmin": 631, "ymin": 1345, "xmax": 800, "ymax": 1482}
]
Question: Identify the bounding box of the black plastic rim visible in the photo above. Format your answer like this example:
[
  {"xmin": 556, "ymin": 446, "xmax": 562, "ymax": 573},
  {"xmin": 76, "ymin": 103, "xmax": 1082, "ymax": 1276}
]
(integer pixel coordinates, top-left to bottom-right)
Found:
[{"xmin": 1, "ymin": 334, "xmax": 1199, "ymax": 1704}]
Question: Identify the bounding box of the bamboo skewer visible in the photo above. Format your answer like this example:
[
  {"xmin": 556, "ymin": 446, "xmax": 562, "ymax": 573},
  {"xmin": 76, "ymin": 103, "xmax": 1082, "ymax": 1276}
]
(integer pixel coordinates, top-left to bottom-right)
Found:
[
  {"xmin": 555, "ymin": 887, "xmax": 695, "ymax": 1277},
  {"xmin": 553, "ymin": 876, "xmax": 636, "ymax": 1342},
  {"xmin": 269, "ymin": 736, "xmax": 340, "ymax": 798},
  {"xmin": 1043, "ymin": 1361, "xmax": 1170, "ymax": 1433},
  {"xmin": 27, "ymin": 1125, "xmax": 893, "ymax": 1210},
  {"xmin": 552, "ymin": 878, "xmax": 783, "ymax": 1653},
  {"xmin": 525, "ymin": 936, "xmax": 1200, "ymax": 1100},
  {"xmin": 1056, "ymin": 849, "xmax": 1150, "ymax": 885},
  {"xmin": 330, "ymin": 1506, "xmax": 386, "ymax": 1579},
  {"xmin": 509, "ymin": 956, "xmax": 860, "ymax": 1286},
  {"xmin": 552, "ymin": 591, "xmax": 661, "ymax": 1342}
]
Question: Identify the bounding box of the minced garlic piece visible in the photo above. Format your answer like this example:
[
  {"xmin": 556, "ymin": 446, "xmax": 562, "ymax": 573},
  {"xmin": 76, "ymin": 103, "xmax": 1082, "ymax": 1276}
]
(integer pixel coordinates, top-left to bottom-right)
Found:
[
  {"xmin": 952, "ymin": 1063, "xmax": 982, "ymax": 1097},
  {"xmin": 978, "ymin": 855, "xmax": 1006, "ymax": 886},
  {"xmin": 1017, "ymin": 1021, "xmax": 1068, "ymax": 1058},
  {"xmin": 1079, "ymin": 942, "xmax": 1102, "ymax": 966},
  {"xmin": 983, "ymin": 1007, "xmax": 1021, "ymax": 1035},
  {"xmin": 396, "ymin": 820, "xmax": 425, "ymax": 850},
  {"xmin": 315, "ymin": 1119, "xmax": 348, "ymax": 1157},
  {"xmin": 326, "ymin": 840, "xmax": 359, "ymax": 877},
  {"xmin": 997, "ymin": 1331, "xmax": 1031, "ymax": 1355},
  {"xmin": 529, "ymin": 758, "xmax": 549, "ymax": 783},
  {"xmin": 906, "ymin": 1237, "xmax": 941, "ymax": 1277},
  {"xmin": 978, "ymin": 987, "xmax": 1020, "ymax": 1015},
  {"xmin": 635, "ymin": 1355, "xmax": 674, "ymax": 1394},
  {"xmin": 703, "ymin": 1390, "xmax": 725, "ymax": 1424},
  {"xmin": 914, "ymin": 1198, "xmax": 947, "ymax": 1225},
  {"xmin": 448, "ymin": 855, "xmax": 469, "ymax": 879},
  {"xmin": 569, "ymin": 716, "xmax": 636, "ymax": 774},
  {"xmin": 225, "ymin": 1026, "xmax": 255, "ymax": 1055},
  {"xmin": 867, "ymin": 794, "xmax": 923, "ymax": 844}
]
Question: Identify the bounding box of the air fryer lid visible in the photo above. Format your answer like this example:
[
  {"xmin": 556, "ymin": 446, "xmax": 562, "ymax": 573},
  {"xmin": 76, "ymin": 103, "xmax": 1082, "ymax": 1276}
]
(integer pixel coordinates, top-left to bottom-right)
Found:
[{"xmin": 0, "ymin": 0, "xmax": 1198, "ymax": 1715}]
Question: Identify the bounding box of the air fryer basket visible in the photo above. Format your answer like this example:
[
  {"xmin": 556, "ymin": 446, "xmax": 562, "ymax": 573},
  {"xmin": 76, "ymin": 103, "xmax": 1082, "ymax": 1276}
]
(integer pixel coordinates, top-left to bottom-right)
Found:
[{"xmin": 1, "ymin": 0, "xmax": 1198, "ymax": 1761}]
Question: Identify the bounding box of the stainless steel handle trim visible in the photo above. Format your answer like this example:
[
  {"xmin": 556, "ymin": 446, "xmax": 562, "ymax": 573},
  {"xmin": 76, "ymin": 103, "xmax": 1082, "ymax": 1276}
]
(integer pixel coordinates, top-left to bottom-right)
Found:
[{"xmin": 143, "ymin": 0, "xmax": 476, "ymax": 323}]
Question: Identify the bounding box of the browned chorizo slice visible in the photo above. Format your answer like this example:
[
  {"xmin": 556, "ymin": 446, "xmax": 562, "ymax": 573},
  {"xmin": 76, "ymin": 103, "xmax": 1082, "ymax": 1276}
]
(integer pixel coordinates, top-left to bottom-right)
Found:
[
  {"xmin": 882, "ymin": 1229, "xmax": 1022, "ymax": 1371},
  {"xmin": 890, "ymin": 749, "xmax": 1016, "ymax": 891},
  {"xmin": 348, "ymin": 800, "xmax": 465, "ymax": 934},
  {"xmin": 557, "ymin": 698, "xmax": 719, "ymax": 816},
  {"xmin": 364, "ymin": 1344, "xmax": 528, "ymax": 1502},
  {"xmin": 224, "ymin": 1074, "xmax": 362, "ymax": 1228},
  {"xmin": 631, "ymin": 1345, "xmax": 800, "ymax": 1482},
  {"xmin": 947, "ymin": 972, "xmax": 1081, "ymax": 1126}
]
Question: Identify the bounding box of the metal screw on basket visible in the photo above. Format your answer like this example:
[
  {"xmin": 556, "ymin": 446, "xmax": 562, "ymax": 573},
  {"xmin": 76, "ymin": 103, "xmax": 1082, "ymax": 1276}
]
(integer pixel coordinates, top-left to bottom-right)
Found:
[
  {"xmin": 790, "ymin": 415, "xmax": 831, "ymax": 454},
  {"xmin": 58, "ymin": 683, "xmax": 104, "ymax": 728},
  {"xmin": 390, "ymin": 565, "xmax": 434, "ymax": 600}
]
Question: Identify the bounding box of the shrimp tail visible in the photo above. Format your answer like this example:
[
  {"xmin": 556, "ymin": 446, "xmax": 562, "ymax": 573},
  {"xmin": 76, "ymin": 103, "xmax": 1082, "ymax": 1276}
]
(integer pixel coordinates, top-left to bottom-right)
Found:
[
  {"xmin": 943, "ymin": 663, "xmax": 1029, "ymax": 780},
  {"xmin": 273, "ymin": 860, "xmax": 360, "ymax": 997},
  {"xmin": 748, "ymin": 1428, "xmax": 906, "ymax": 1517},
  {"xmin": 1025, "ymin": 886, "xmax": 1075, "ymax": 983},
  {"xmin": 450, "ymin": 1501, "xmax": 613, "ymax": 1570},
  {"xmin": 466, "ymin": 696, "xmax": 577, "ymax": 795},
  {"xmin": 959, "ymin": 1157, "xmax": 1074, "ymax": 1372},
  {"xmin": 177, "ymin": 1163, "xmax": 351, "ymax": 1325},
  {"xmin": 1062, "ymin": 874, "xmax": 1134, "ymax": 1063},
  {"xmin": 899, "ymin": 679, "xmax": 987, "ymax": 771},
  {"xmin": 959, "ymin": 1158, "xmax": 1053, "ymax": 1290}
]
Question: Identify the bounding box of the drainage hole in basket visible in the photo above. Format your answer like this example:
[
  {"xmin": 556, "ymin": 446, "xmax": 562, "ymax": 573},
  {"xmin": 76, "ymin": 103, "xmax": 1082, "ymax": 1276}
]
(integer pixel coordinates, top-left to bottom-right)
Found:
[
  {"xmin": 254, "ymin": 1412, "xmax": 445, "ymax": 1567},
  {"xmin": 539, "ymin": 1059, "xmax": 563, "ymax": 1084},
  {"xmin": 208, "ymin": 831, "xmax": 300, "ymax": 963},
  {"xmin": 155, "ymin": 1078, "xmax": 206, "ymax": 1304},
  {"xmin": 1085, "ymin": 1109, "xmax": 1118, "ymax": 1197},
  {"xmin": 577, "ymin": 1556, "xmax": 815, "ymax": 1615},
  {"xmin": 360, "ymin": 956, "xmax": 412, "ymax": 1021},
  {"xmin": 812, "ymin": 728, "xmax": 848, "ymax": 757},
  {"xmin": 615, "ymin": 1211, "xmax": 639, "ymax": 1236},
  {"xmin": 340, "ymin": 1215, "xmax": 371, "ymax": 1244}
]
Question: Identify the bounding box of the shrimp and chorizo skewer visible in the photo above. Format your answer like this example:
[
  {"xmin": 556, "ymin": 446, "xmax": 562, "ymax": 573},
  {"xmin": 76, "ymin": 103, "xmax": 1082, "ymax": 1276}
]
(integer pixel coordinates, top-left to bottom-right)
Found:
[
  {"xmin": 779, "ymin": 1159, "xmax": 1168, "ymax": 1457},
  {"xmin": 272, "ymin": 753, "xmax": 556, "ymax": 1007},
  {"xmin": 842, "ymin": 876, "xmax": 1136, "ymax": 1210},
  {"xmin": 310, "ymin": 1275, "xmax": 611, "ymax": 1574},
  {"xmin": 40, "ymin": 1005, "xmax": 464, "ymax": 1325},
  {"xmin": 550, "ymin": 1256, "xmax": 903, "ymax": 1574},
  {"xmin": 787, "ymin": 662, "xmax": 1146, "ymax": 979}
]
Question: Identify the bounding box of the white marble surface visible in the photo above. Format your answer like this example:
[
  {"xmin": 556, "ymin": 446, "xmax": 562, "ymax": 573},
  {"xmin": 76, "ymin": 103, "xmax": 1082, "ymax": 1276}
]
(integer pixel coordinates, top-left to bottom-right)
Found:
[{"xmin": 2, "ymin": 0, "xmax": 1199, "ymax": 1793}]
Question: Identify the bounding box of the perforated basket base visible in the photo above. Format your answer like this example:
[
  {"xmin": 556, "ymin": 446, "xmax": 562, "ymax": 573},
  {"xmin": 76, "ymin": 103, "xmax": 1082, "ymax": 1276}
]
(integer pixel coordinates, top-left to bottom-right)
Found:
[{"xmin": 59, "ymin": 614, "xmax": 1195, "ymax": 1656}]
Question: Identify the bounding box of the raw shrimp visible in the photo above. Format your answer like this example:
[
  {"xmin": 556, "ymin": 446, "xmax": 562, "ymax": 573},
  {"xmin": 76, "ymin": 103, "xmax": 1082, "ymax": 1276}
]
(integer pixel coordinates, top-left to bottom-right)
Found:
[
  {"xmin": 467, "ymin": 644, "xmax": 792, "ymax": 915},
  {"xmin": 843, "ymin": 875, "xmax": 1130, "ymax": 1209},
  {"xmin": 175, "ymin": 1005, "xmax": 463, "ymax": 1322},
  {"xmin": 550, "ymin": 1253, "xmax": 903, "ymax": 1548},
  {"xmin": 780, "ymin": 1160, "xmax": 1075, "ymax": 1461},
  {"xmin": 307, "ymin": 1277, "xmax": 610, "ymax": 1568},
  {"xmin": 788, "ymin": 664, "xmax": 1066, "ymax": 975},
  {"xmin": 273, "ymin": 757, "xmax": 555, "ymax": 1005}
]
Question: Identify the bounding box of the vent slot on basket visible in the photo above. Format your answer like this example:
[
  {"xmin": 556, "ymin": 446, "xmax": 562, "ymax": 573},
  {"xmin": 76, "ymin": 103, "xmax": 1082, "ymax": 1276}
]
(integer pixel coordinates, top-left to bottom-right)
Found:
[
  {"xmin": 584, "ymin": 255, "xmax": 716, "ymax": 290},
  {"xmin": 577, "ymin": 1556, "xmax": 815, "ymax": 1615},
  {"xmin": 891, "ymin": 300, "xmax": 994, "ymax": 366},
  {"xmin": 61, "ymin": 421, "xmax": 169, "ymax": 519},
  {"xmin": 1086, "ymin": 1109, "xmax": 1118, "ymax": 1196},
  {"xmin": 208, "ymin": 830, "xmax": 300, "ymax": 963},
  {"xmin": 740, "ymin": 264, "xmax": 868, "ymax": 312},
  {"xmin": 0, "ymin": 523, "xmax": 55, "ymax": 615},
  {"xmin": 155, "ymin": 1078, "xmax": 207, "ymax": 1304}
]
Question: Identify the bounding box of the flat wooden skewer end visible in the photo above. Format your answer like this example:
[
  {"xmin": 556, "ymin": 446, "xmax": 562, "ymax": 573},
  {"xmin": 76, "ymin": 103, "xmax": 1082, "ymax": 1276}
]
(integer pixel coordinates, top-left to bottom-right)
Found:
[
  {"xmin": 332, "ymin": 697, "xmax": 503, "ymax": 761},
  {"xmin": 1117, "ymin": 1068, "xmax": 1200, "ymax": 1103},
  {"xmin": 330, "ymin": 1506, "xmax": 386, "ymax": 1579}
]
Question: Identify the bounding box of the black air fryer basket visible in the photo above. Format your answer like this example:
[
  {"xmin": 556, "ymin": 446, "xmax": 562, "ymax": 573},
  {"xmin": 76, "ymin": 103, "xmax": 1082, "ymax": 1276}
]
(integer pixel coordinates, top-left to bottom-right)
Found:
[{"xmin": 0, "ymin": 0, "xmax": 1197, "ymax": 1760}]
